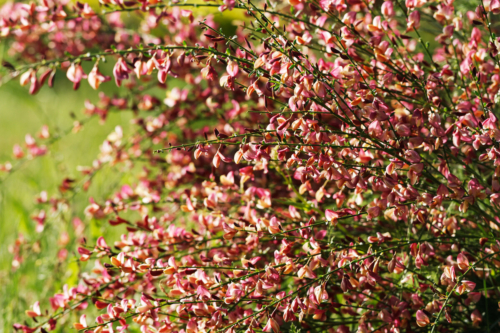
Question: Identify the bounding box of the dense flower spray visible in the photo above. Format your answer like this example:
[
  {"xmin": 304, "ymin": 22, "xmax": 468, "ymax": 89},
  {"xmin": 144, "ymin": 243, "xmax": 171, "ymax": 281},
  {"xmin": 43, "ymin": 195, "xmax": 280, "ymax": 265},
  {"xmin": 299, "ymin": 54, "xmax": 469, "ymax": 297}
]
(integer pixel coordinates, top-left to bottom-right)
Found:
[{"xmin": 2, "ymin": 0, "xmax": 500, "ymax": 332}]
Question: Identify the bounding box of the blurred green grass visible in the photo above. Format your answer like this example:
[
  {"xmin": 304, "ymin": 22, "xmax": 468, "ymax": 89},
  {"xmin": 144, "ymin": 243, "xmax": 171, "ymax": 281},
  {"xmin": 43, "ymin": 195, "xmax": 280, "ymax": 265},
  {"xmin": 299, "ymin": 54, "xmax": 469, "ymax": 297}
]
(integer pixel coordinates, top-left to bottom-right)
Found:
[{"xmin": 0, "ymin": 74, "xmax": 136, "ymax": 331}]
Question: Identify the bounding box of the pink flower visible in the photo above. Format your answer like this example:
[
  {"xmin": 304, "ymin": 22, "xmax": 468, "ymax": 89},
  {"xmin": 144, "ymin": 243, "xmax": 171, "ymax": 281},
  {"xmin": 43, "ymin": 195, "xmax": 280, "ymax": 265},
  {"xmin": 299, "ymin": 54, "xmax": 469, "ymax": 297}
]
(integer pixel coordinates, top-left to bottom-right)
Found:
[
  {"xmin": 77, "ymin": 247, "xmax": 92, "ymax": 261},
  {"xmin": 80, "ymin": 3, "xmax": 95, "ymax": 18},
  {"xmin": 416, "ymin": 310, "xmax": 430, "ymax": 327},
  {"xmin": 201, "ymin": 64, "xmax": 217, "ymax": 81},
  {"xmin": 136, "ymin": 294, "xmax": 154, "ymax": 313},
  {"xmin": 263, "ymin": 318, "xmax": 280, "ymax": 333},
  {"xmin": 25, "ymin": 301, "xmax": 41, "ymax": 318},
  {"xmin": 113, "ymin": 58, "xmax": 131, "ymax": 87},
  {"xmin": 226, "ymin": 60, "xmax": 239, "ymax": 77},
  {"xmin": 73, "ymin": 314, "xmax": 87, "ymax": 330},
  {"xmin": 88, "ymin": 64, "xmax": 110, "ymax": 90},
  {"xmin": 13, "ymin": 144, "xmax": 24, "ymax": 159},
  {"xmin": 491, "ymin": 0, "xmax": 500, "ymax": 14},
  {"xmin": 219, "ymin": 0, "xmax": 235, "ymax": 12},
  {"xmin": 381, "ymin": 1, "xmax": 394, "ymax": 18},
  {"xmin": 367, "ymin": 206, "xmax": 381, "ymax": 219},
  {"xmin": 19, "ymin": 69, "xmax": 35, "ymax": 87},
  {"xmin": 457, "ymin": 253, "xmax": 469, "ymax": 270},
  {"xmin": 406, "ymin": 10, "xmax": 421, "ymax": 32},
  {"xmin": 325, "ymin": 209, "xmax": 339, "ymax": 225},
  {"xmin": 457, "ymin": 280, "xmax": 476, "ymax": 294},
  {"xmin": 471, "ymin": 309, "xmax": 482, "ymax": 326},
  {"xmin": 66, "ymin": 63, "xmax": 86, "ymax": 90}
]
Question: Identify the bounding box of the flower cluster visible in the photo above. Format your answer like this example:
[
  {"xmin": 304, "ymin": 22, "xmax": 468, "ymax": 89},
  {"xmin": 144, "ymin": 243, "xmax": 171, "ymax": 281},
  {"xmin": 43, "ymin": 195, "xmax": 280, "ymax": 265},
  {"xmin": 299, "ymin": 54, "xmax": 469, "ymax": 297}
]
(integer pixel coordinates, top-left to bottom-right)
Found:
[{"xmin": 3, "ymin": 0, "xmax": 500, "ymax": 332}]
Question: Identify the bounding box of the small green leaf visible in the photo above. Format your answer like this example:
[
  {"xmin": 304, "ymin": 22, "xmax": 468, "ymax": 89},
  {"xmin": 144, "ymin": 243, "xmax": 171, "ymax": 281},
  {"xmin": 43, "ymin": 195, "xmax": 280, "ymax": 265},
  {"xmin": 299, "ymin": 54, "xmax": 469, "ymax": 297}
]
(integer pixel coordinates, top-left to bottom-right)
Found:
[{"xmin": 290, "ymin": 323, "xmax": 302, "ymax": 333}]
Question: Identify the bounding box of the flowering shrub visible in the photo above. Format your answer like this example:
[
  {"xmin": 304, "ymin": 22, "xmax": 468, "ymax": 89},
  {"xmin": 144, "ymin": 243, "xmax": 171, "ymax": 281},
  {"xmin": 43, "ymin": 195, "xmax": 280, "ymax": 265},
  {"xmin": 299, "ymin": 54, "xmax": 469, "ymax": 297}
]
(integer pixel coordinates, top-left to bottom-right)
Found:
[{"xmin": 3, "ymin": 0, "xmax": 500, "ymax": 331}]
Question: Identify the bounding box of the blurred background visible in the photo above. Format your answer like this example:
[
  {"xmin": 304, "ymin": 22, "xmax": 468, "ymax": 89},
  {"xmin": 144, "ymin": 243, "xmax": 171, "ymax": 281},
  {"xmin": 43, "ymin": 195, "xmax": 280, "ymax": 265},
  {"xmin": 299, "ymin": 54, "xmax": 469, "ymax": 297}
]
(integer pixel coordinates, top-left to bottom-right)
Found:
[
  {"xmin": 0, "ymin": 71, "xmax": 134, "ymax": 331},
  {"xmin": 0, "ymin": 1, "xmax": 245, "ymax": 329}
]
